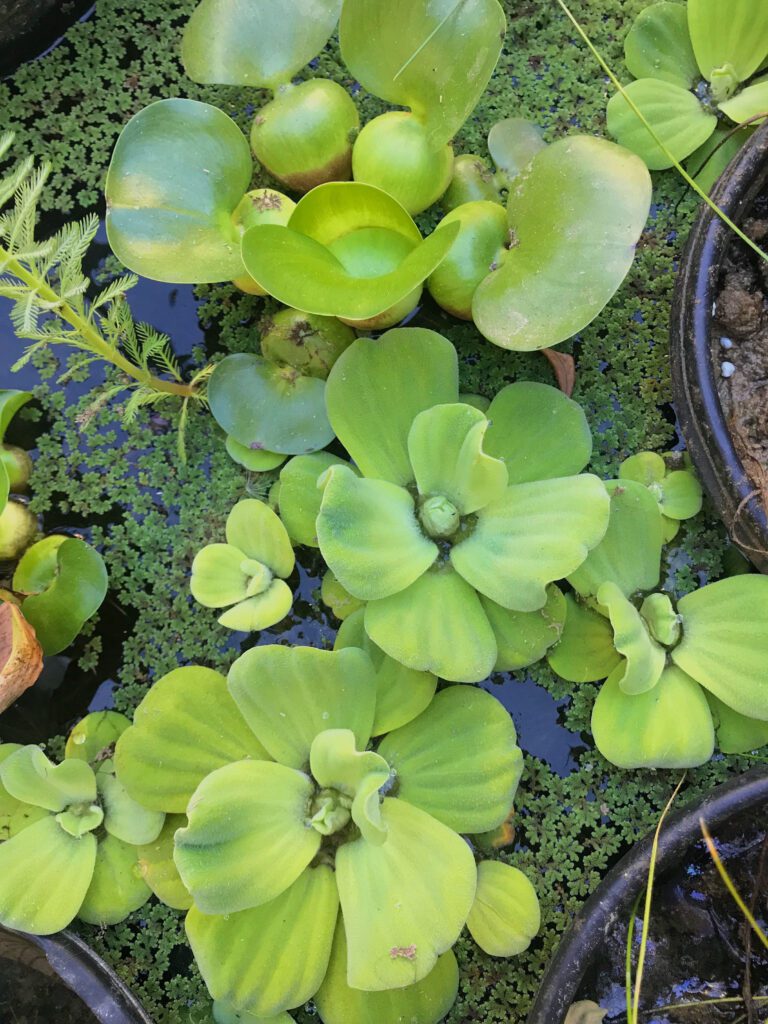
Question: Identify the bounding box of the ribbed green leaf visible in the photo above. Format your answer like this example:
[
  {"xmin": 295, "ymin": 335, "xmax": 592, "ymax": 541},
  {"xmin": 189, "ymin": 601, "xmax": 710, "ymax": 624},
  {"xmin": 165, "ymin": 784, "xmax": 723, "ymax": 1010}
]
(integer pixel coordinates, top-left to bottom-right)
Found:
[
  {"xmin": 78, "ymin": 833, "xmax": 151, "ymax": 925},
  {"xmin": 0, "ymin": 745, "xmax": 96, "ymax": 811},
  {"xmin": 687, "ymin": 0, "xmax": 768, "ymax": 83},
  {"xmin": 310, "ymin": 730, "xmax": 389, "ymax": 845},
  {"xmin": 597, "ymin": 581, "xmax": 665, "ymax": 695},
  {"xmin": 466, "ymin": 861, "xmax": 540, "ymax": 956},
  {"xmin": 547, "ymin": 594, "xmax": 621, "ymax": 683},
  {"xmin": 137, "ymin": 814, "xmax": 192, "ymax": 910},
  {"xmin": 98, "ymin": 770, "xmax": 164, "ymax": 845},
  {"xmin": 222, "ymin": 499, "xmax": 293, "ymax": 576},
  {"xmin": 217, "ymin": 580, "xmax": 293, "ymax": 631},
  {"xmin": 719, "ymin": 77, "xmax": 768, "ymax": 123},
  {"xmin": 482, "ymin": 585, "xmax": 566, "ymax": 672},
  {"xmin": 278, "ymin": 453, "xmax": 354, "ymax": 547},
  {"xmin": 707, "ymin": 693, "xmax": 768, "ymax": 755}
]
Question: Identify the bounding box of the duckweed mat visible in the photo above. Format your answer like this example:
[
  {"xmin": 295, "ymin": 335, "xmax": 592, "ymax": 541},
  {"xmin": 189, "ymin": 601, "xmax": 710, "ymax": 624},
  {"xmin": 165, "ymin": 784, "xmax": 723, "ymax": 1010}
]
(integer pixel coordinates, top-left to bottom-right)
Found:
[{"xmin": 0, "ymin": 1, "xmax": 756, "ymax": 1021}]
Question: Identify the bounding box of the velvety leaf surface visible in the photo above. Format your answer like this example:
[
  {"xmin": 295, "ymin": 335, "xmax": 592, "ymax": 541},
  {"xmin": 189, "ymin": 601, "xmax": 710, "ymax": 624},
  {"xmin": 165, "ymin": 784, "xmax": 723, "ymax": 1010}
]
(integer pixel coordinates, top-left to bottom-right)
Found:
[
  {"xmin": 483, "ymin": 382, "xmax": 592, "ymax": 484},
  {"xmin": 624, "ymin": 2, "xmax": 699, "ymax": 87},
  {"xmin": 65, "ymin": 710, "xmax": 129, "ymax": 763},
  {"xmin": 707, "ymin": 693, "xmax": 768, "ymax": 755},
  {"xmin": 325, "ymin": 328, "xmax": 459, "ymax": 485},
  {"xmin": 182, "ymin": 0, "xmax": 342, "ymax": 87},
  {"xmin": 568, "ymin": 480, "xmax": 664, "ymax": 599},
  {"xmin": 115, "ymin": 666, "xmax": 270, "ymax": 813},
  {"xmin": 310, "ymin": 730, "xmax": 389, "ymax": 844},
  {"xmin": 315, "ymin": 919, "xmax": 459, "ymax": 1024},
  {"xmin": 719, "ymin": 77, "xmax": 768, "ymax": 123},
  {"xmin": 365, "ymin": 566, "xmax": 498, "ymax": 683},
  {"xmin": 228, "ymin": 645, "xmax": 377, "ymax": 770},
  {"xmin": 224, "ymin": 499, "xmax": 294, "ymax": 577},
  {"xmin": 339, "ymin": 0, "xmax": 505, "ymax": 147},
  {"xmin": 278, "ymin": 453, "xmax": 354, "ymax": 547},
  {"xmin": 606, "ymin": 79, "xmax": 716, "ymax": 169},
  {"xmin": 466, "ymin": 861, "xmax": 540, "ymax": 956},
  {"xmin": 592, "ymin": 665, "xmax": 715, "ymax": 769},
  {"xmin": 378, "ymin": 685, "xmax": 521, "ymax": 833},
  {"xmin": 78, "ymin": 833, "xmax": 151, "ymax": 925},
  {"xmin": 98, "ymin": 770, "xmax": 164, "ymax": 845},
  {"xmin": 105, "ymin": 99, "xmax": 252, "ymax": 283},
  {"xmin": 472, "ymin": 136, "xmax": 652, "ymax": 350},
  {"xmin": 217, "ymin": 580, "xmax": 293, "ymax": 631},
  {"xmin": 487, "ymin": 118, "xmax": 547, "ymax": 184},
  {"xmin": 0, "ymin": 745, "xmax": 95, "ymax": 811},
  {"xmin": 187, "ymin": 866, "xmax": 338, "ymax": 1017},
  {"xmin": 451, "ymin": 475, "xmax": 610, "ymax": 611},
  {"xmin": 137, "ymin": 815, "xmax": 192, "ymax": 910},
  {"xmin": 0, "ymin": 744, "xmax": 47, "ymax": 841},
  {"xmin": 597, "ymin": 582, "xmax": 665, "ymax": 695},
  {"xmin": 317, "ymin": 465, "xmax": 436, "ymax": 600},
  {"xmin": 190, "ymin": 544, "xmax": 254, "ymax": 608},
  {"xmin": 687, "ymin": 0, "xmax": 768, "ymax": 83},
  {"xmin": 547, "ymin": 594, "xmax": 622, "ymax": 683},
  {"xmin": 674, "ymin": 576, "xmax": 768, "ymax": 718},
  {"xmin": 175, "ymin": 759, "xmax": 319, "ymax": 914},
  {"xmin": 482, "ymin": 585, "xmax": 566, "ymax": 672},
  {"xmin": 336, "ymin": 797, "xmax": 476, "ymax": 989},
  {"xmin": 0, "ymin": 816, "xmax": 96, "ymax": 934}
]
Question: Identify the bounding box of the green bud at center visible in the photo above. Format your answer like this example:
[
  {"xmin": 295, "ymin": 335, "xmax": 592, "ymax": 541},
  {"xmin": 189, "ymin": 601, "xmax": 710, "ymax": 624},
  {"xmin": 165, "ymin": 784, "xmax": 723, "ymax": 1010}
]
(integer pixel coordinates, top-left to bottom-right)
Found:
[
  {"xmin": 420, "ymin": 495, "xmax": 460, "ymax": 539},
  {"xmin": 640, "ymin": 592, "xmax": 682, "ymax": 648},
  {"xmin": 241, "ymin": 559, "xmax": 273, "ymax": 597},
  {"xmin": 708, "ymin": 63, "xmax": 739, "ymax": 103},
  {"xmin": 309, "ymin": 788, "xmax": 352, "ymax": 836},
  {"xmin": 56, "ymin": 802, "xmax": 104, "ymax": 838}
]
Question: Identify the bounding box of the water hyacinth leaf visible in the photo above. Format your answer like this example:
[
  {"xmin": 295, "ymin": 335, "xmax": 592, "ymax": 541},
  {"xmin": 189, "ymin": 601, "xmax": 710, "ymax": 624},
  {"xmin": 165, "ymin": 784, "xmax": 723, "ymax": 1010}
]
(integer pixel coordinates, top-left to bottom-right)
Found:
[
  {"xmin": 191, "ymin": 544, "xmax": 256, "ymax": 608},
  {"xmin": 182, "ymin": 0, "xmax": 341, "ymax": 87},
  {"xmin": 623, "ymin": 2, "xmax": 699, "ymax": 88},
  {"xmin": 137, "ymin": 815, "xmax": 192, "ymax": 910},
  {"xmin": 105, "ymin": 99, "xmax": 252, "ymax": 283},
  {"xmin": 97, "ymin": 771, "xmax": 164, "ymax": 845},
  {"xmin": 466, "ymin": 861, "xmax": 540, "ymax": 956},
  {"xmin": 115, "ymin": 667, "xmax": 270, "ymax": 813},
  {"xmin": 483, "ymin": 382, "xmax": 592, "ymax": 484},
  {"xmin": 472, "ymin": 136, "xmax": 652, "ymax": 351},
  {"xmin": 719, "ymin": 77, "xmax": 768, "ymax": 124},
  {"xmin": 427, "ymin": 201, "xmax": 508, "ymax": 319},
  {"xmin": 451, "ymin": 474, "xmax": 610, "ymax": 612},
  {"xmin": 592, "ymin": 664, "xmax": 714, "ymax": 769},
  {"xmin": 175, "ymin": 760, "xmax": 320, "ymax": 914},
  {"xmin": 228, "ymin": 645, "xmax": 377, "ymax": 770},
  {"xmin": 278, "ymin": 453, "xmax": 354, "ymax": 547},
  {"xmin": 317, "ymin": 466, "xmax": 437, "ymax": 601},
  {"xmin": 706, "ymin": 693, "xmax": 768, "ymax": 755},
  {"xmin": 65, "ymin": 710, "xmax": 129, "ymax": 764},
  {"xmin": 378, "ymin": 685, "xmax": 521, "ymax": 834},
  {"xmin": 0, "ymin": 390, "xmax": 32, "ymax": 441},
  {"xmin": 482, "ymin": 585, "xmax": 566, "ymax": 672},
  {"xmin": 568, "ymin": 480, "xmax": 664, "ymax": 599},
  {"xmin": 315, "ymin": 919, "xmax": 459, "ymax": 1024},
  {"xmin": 225, "ymin": 499, "xmax": 294, "ymax": 577},
  {"xmin": 187, "ymin": 866, "xmax": 338, "ymax": 1018},
  {"xmin": 0, "ymin": 816, "xmax": 96, "ymax": 934},
  {"xmin": 547, "ymin": 594, "xmax": 622, "ymax": 683},
  {"xmin": 340, "ymin": 0, "xmax": 505, "ymax": 148},
  {"xmin": 325, "ymin": 329, "xmax": 459, "ymax": 486},
  {"xmin": 0, "ymin": 745, "xmax": 95, "ymax": 811},
  {"xmin": 287, "ymin": 179, "xmax": 422, "ymax": 245},
  {"xmin": 606, "ymin": 79, "xmax": 716, "ymax": 169},
  {"xmin": 334, "ymin": 609, "xmax": 437, "ymax": 735},
  {"xmin": 365, "ymin": 566, "xmax": 498, "ymax": 683},
  {"xmin": 78, "ymin": 833, "xmax": 151, "ymax": 925},
  {"xmin": 208, "ymin": 354, "xmax": 333, "ymax": 456},
  {"xmin": 487, "ymin": 118, "xmax": 547, "ymax": 184},
  {"xmin": 225, "ymin": 435, "xmax": 286, "ymax": 472},
  {"xmin": 217, "ymin": 580, "xmax": 293, "ymax": 631},
  {"xmin": 673, "ymin": 576, "xmax": 768, "ymax": 719},
  {"xmin": 12, "ymin": 534, "xmax": 64, "ymax": 593},
  {"xmin": 407, "ymin": 404, "xmax": 508, "ymax": 515},
  {"xmin": 687, "ymin": 0, "xmax": 768, "ymax": 84},
  {"xmin": 336, "ymin": 797, "xmax": 476, "ymax": 990},
  {"xmin": 14, "ymin": 537, "xmax": 108, "ymax": 656},
  {"xmin": 597, "ymin": 581, "xmax": 666, "ymax": 695}
]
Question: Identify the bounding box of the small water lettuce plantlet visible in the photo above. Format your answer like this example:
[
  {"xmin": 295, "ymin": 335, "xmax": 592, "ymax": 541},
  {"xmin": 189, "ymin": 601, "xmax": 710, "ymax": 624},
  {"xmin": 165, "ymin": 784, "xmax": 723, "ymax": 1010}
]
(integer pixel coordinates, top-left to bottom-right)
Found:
[
  {"xmin": 279, "ymin": 327, "xmax": 611, "ymax": 682},
  {"xmin": 190, "ymin": 499, "xmax": 295, "ymax": 632},
  {"xmin": 618, "ymin": 450, "xmax": 702, "ymax": 541},
  {"xmin": 0, "ymin": 711, "xmax": 163, "ymax": 934},
  {"xmin": 547, "ymin": 479, "xmax": 768, "ymax": 768},
  {"xmin": 114, "ymin": 646, "xmax": 539, "ymax": 1023},
  {"xmin": 607, "ymin": 0, "xmax": 768, "ymax": 172},
  {"xmin": 0, "ymin": 389, "xmax": 36, "ymax": 561},
  {"xmin": 182, "ymin": 0, "xmax": 358, "ymax": 193}
]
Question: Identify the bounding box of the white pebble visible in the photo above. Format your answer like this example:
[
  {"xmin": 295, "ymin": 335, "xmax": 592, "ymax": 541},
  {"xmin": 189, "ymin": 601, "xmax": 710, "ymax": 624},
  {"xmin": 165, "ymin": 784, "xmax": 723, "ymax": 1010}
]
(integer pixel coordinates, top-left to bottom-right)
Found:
[
  {"xmin": 721, "ymin": 361, "xmax": 736, "ymax": 378},
  {"xmin": 720, "ymin": 336, "xmax": 733, "ymax": 349}
]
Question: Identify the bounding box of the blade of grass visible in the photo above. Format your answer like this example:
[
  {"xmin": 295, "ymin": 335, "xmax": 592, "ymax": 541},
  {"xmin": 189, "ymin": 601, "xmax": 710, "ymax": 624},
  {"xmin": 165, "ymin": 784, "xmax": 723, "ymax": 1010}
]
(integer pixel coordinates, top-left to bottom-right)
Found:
[
  {"xmin": 700, "ymin": 818, "xmax": 768, "ymax": 952},
  {"xmin": 625, "ymin": 891, "xmax": 641, "ymax": 1023},
  {"xmin": 556, "ymin": 0, "xmax": 768, "ymax": 266}
]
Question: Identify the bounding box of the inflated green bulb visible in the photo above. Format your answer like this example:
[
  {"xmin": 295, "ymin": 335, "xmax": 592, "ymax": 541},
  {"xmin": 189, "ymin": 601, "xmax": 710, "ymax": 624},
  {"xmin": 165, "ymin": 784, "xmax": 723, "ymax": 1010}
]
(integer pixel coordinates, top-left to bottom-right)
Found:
[
  {"xmin": 0, "ymin": 500, "xmax": 37, "ymax": 561},
  {"xmin": 442, "ymin": 154, "xmax": 501, "ymax": 212},
  {"xmin": 260, "ymin": 309, "xmax": 355, "ymax": 380},
  {"xmin": 0, "ymin": 445, "xmax": 32, "ymax": 493}
]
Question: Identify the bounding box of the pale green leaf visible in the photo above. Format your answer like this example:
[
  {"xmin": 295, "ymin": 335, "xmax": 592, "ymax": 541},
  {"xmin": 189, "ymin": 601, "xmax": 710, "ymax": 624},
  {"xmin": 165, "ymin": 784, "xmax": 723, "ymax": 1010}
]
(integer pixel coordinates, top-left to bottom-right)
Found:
[
  {"xmin": 0, "ymin": 744, "xmax": 47, "ymax": 841},
  {"xmin": 310, "ymin": 730, "xmax": 389, "ymax": 844},
  {"xmin": 97, "ymin": 770, "xmax": 165, "ymax": 845},
  {"xmin": 707, "ymin": 693, "xmax": 768, "ymax": 755},
  {"xmin": 482, "ymin": 585, "xmax": 566, "ymax": 672},
  {"xmin": 0, "ymin": 390, "xmax": 32, "ymax": 443},
  {"xmin": 427, "ymin": 201, "xmax": 508, "ymax": 319},
  {"xmin": 0, "ymin": 745, "xmax": 96, "ymax": 811},
  {"xmin": 659, "ymin": 470, "xmax": 703, "ymax": 520},
  {"xmin": 547, "ymin": 593, "xmax": 622, "ymax": 683},
  {"xmin": 321, "ymin": 569, "xmax": 365, "ymax": 621},
  {"xmin": 278, "ymin": 453, "xmax": 354, "ymax": 547},
  {"xmin": 687, "ymin": 0, "xmax": 768, "ymax": 83},
  {"xmin": 190, "ymin": 544, "xmax": 254, "ymax": 608},
  {"xmin": 224, "ymin": 499, "xmax": 294, "ymax": 577},
  {"xmin": 466, "ymin": 861, "xmax": 540, "ymax": 956},
  {"xmin": 225, "ymin": 435, "xmax": 286, "ymax": 472},
  {"xmin": 217, "ymin": 580, "xmax": 293, "ymax": 631},
  {"xmin": 487, "ymin": 118, "xmax": 547, "ymax": 185},
  {"xmin": 719, "ymin": 76, "xmax": 768, "ymax": 124},
  {"xmin": 65, "ymin": 710, "xmax": 130, "ymax": 763},
  {"xmin": 78, "ymin": 833, "xmax": 151, "ymax": 925},
  {"xmin": 597, "ymin": 581, "xmax": 665, "ymax": 696},
  {"xmin": 624, "ymin": 2, "xmax": 699, "ymax": 87},
  {"xmin": 137, "ymin": 814, "xmax": 192, "ymax": 910}
]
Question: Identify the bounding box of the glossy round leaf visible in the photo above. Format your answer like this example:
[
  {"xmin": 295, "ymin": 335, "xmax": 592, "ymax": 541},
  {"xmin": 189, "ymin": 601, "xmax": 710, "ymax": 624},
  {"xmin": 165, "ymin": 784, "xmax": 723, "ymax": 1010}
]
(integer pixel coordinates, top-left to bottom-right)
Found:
[
  {"xmin": 115, "ymin": 666, "xmax": 270, "ymax": 813},
  {"xmin": 208, "ymin": 354, "xmax": 333, "ymax": 456},
  {"xmin": 483, "ymin": 382, "xmax": 593, "ymax": 484},
  {"xmin": 624, "ymin": 3, "xmax": 699, "ymax": 88},
  {"xmin": 182, "ymin": 0, "xmax": 341, "ymax": 88},
  {"xmin": 378, "ymin": 685, "xmax": 521, "ymax": 834},
  {"xmin": 687, "ymin": 0, "xmax": 768, "ymax": 83},
  {"xmin": 619, "ymin": 451, "xmax": 666, "ymax": 487},
  {"xmin": 278, "ymin": 453, "xmax": 353, "ymax": 547},
  {"xmin": 548, "ymin": 594, "xmax": 622, "ymax": 683},
  {"xmin": 175, "ymin": 760, "xmax": 320, "ymax": 914},
  {"xmin": 592, "ymin": 664, "xmax": 715, "ymax": 769},
  {"xmin": 225, "ymin": 435, "xmax": 286, "ymax": 472},
  {"xmin": 0, "ymin": 390, "xmax": 32, "ymax": 443},
  {"xmin": 487, "ymin": 118, "xmax": 547, "ymax": 184},
  {"xmin": 659, "ymin": 469, "xmax": 703, "ymax": 520},
  {"xmin": 227, "ymin": 645, "xmax": 377, "ymax": 770},
  {"xmin": 466, "ymin": 861, "xmax": 540, "ymax": 956},
  {"xmin": 137, "ymin": 814, "xmax": 192, "ymax": 910},
  {"xmin": 606, "ymin": 79, "xmax": 716, "ymax": 169},
  {"xmin": 65, "ymin": 710, "xmax": 130, "ymax": 764},
  {"xmin": 482, "ymin": 585, "xmax": 566, "ymax": 672},
  {"xmin": 105, "ymin": 99, "xmax": 252, "ymax": 283},
  {"xmin": 365, "ymin": 566, "xmax": 498, "ymax": 684},
  {"xmin": 451, "ymin": 475, "xmax": 610, "ymax": 612},
  {"xmin": 473, "ymin": 135, "xmax": 652, "ymax": 350},
  {"xmin": 325, "ymin": 328, "xmax": 459, "ymax": 486},
  {"xmin": 427, "ymin": 200, "xmax": 508, "ymax": 319},
  {"xmin": 336, "ymin": 797, "xmax": 476, "ymax": 990},
  {"xmin": 78, "ymin": 833, "xmax": 151, "ymax": 926}
]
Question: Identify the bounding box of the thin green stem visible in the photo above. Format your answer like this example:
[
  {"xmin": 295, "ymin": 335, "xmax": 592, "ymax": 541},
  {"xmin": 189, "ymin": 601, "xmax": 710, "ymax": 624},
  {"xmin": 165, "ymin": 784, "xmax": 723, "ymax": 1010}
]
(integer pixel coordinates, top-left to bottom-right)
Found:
[
  {"xmin": 556, "ymin": 0, "xmax": 768, "ymax": 265},
  {"xmin": 626, "ymin": 892, "xmax": 641, "ymax": 1023},
  {"xmin": 700, "ymin": 818, "xmax": 768, "ymax": 952},
  {"xmin": 1, "ymin": 246, "xmax": 197, "ymax": 399}
]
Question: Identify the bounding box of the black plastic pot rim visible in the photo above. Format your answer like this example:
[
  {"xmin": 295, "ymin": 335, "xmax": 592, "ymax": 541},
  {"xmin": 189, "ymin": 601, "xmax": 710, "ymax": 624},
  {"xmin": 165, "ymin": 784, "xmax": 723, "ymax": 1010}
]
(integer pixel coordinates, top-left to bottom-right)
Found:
[{"xmin": 526, "ymin": 766, "xmax": 768, "ymax": 1024}]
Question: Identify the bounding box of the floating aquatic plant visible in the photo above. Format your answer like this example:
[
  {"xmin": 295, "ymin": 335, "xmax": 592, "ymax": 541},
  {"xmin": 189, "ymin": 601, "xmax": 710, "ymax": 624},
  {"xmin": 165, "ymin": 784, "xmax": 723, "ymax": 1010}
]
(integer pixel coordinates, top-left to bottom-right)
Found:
[{"xmin": 0, "ymin": 389, "xmax": 36, "ymax": 560}]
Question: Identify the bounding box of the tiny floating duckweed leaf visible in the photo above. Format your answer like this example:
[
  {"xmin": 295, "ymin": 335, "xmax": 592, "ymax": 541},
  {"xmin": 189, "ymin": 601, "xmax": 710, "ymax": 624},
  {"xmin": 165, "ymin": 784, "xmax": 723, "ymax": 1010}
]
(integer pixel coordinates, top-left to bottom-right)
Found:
[
  {"xmin": 547, "ymin": 593, "xmax": 621, "ymax": 683},
  {"xmin": 340, "ymin": 0, "xmax": 505, "ymax": 148},
  {"xmin": 466, "ymin": 861, "xmax": 540, "ymax": 956},
  {"xmin": 315, "ymin": 919, "xmax": 459, "ymax": 1024},
  {"xmin": 623, "ymin": 2, "xmax": 699, "ymax": 88},
  {"xmin": 472, "ymin": 136, "xmax": 651, "ymax": 351},
  {"xmin": 105, "ymin": 99, "xmax": 252, "ymax": 283},
  {"xmin": 687, "ymin": 0, "xmax": 768, "ymax": 84},
  {"xmin": 182, "ymin": 0, "xmax": 342, "ymax": 88},
  {"xmin": 78, "ymin": 832, "xmax": 151, "ymax": 926},
  {"xmin": 487, "ymin": 118, "xmax": 547, "ymax": 185},
  {"xmin": 187, "ymin": 866, "xmax": 338, "ymax": 1019},
  {"xmin": 208, "ymin": 354, "xmax": 333, "ymax": 456}
]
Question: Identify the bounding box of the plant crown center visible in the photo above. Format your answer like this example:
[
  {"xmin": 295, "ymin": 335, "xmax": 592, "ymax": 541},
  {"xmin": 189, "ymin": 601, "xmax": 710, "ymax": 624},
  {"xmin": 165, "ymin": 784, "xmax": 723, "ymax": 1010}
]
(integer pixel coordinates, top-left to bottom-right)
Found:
[
  {"xmin": 241, "ymin": 558, "xmax": 273, "ymax": 596},
  {"xmin": 419, "ymin": 494, "xmax": 461, "ymax": 538},
  {"xmin": 309, "ymin": 787, "xmax": 353, "ymax": 835}
]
